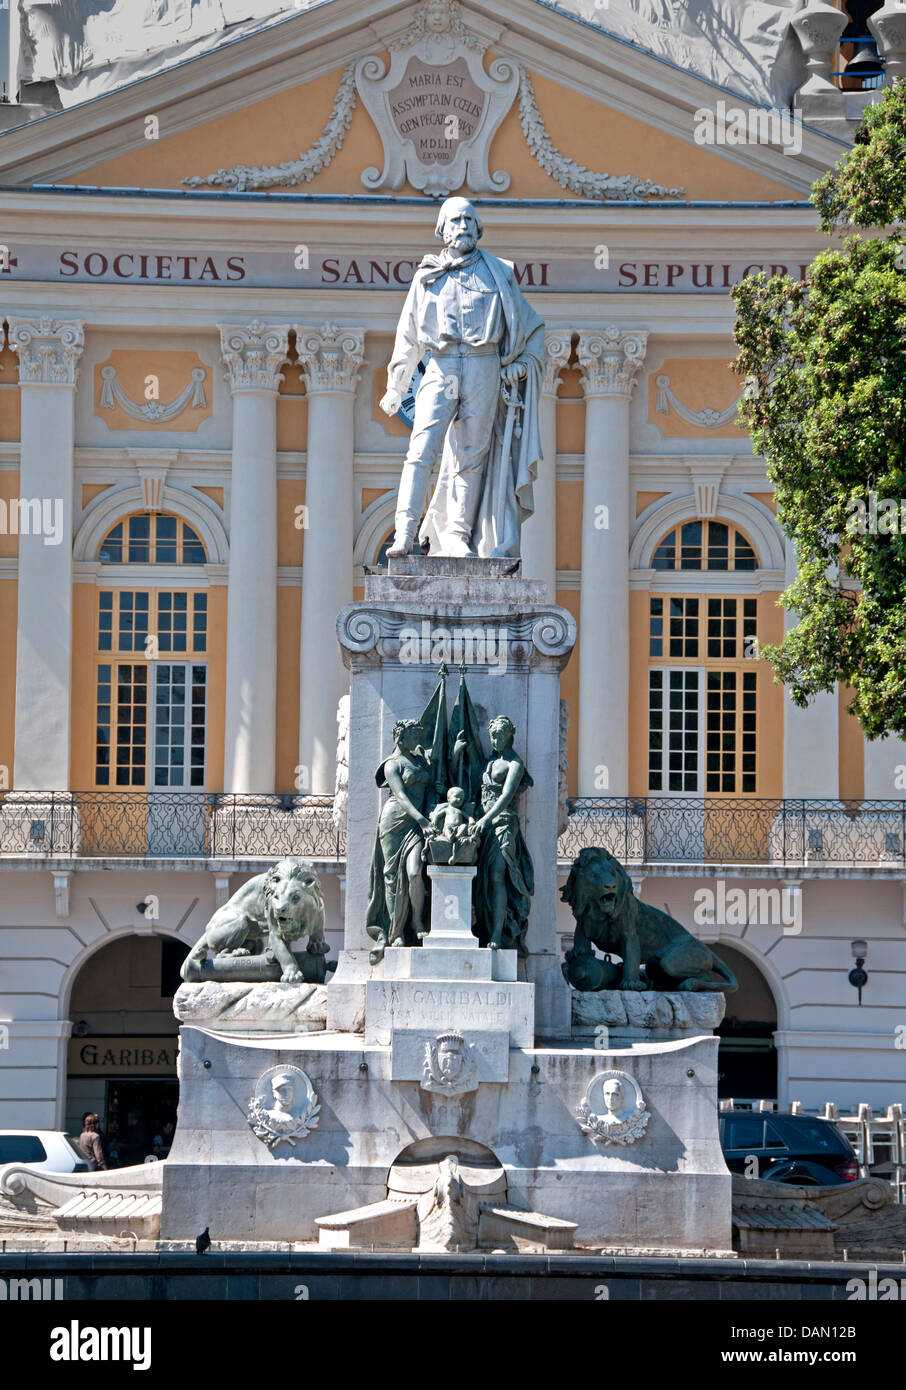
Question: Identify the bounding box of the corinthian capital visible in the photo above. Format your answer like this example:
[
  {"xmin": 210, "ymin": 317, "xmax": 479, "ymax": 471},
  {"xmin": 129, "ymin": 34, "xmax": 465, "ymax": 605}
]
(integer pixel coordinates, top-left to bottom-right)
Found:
[
  {"xmin": 295, "ymin": 322, "xmax": 365, "ymax": 394},
  {"xmin": 8, "ymin": 317, "xmax": 85, "ymax": 387},
  {"xmin": 541, "ymin": 329, "xmax": 573, "ymax": 396},
  {"xmin": 577, "ymin": 327, "xmax": 648, "ymax": 399},
  {"xmin": 220, "ymin": 321, "xmax": 289, "ymax": 392}
]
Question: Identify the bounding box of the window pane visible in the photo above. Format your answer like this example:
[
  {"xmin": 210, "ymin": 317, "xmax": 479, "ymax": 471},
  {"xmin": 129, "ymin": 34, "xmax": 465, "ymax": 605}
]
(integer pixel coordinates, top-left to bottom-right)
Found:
[
  {"xmin": 734, "ymin": 529, "xmax": 757, "ymax": 571},
  {"xmin": 155, "ymin": 514, "xmax": 178, "ymax": 564},
  {"xmin": 182, "ymin": 524, "xmax": 206, "ymax": 564},
  {"xmin": 707, "ymin": 520, "xmax": 729, "ymax": 570},
  {"xmin": 652, "ymin": 530, "xmax": 676, "ymax": 570},
  {"xmin": 680, "ymin": 521, "xmax": 702, "ymax": 570},
  {"xmin": 98, "ymin": 523, "xmax": 123, "ymax": 564},
  {"xmin": 193, "ymin": 594, "xmax": 207, "ymax": 652},
  {"xmin": 128, "ymin": 514, "xmax": 151, "ymax": 563}
]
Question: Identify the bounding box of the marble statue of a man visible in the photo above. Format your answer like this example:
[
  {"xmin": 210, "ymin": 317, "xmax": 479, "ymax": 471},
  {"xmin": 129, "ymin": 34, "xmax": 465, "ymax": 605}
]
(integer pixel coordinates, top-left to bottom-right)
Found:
[{"xmin": 380, "ymin": 197, "xmax": 545, "ymax": 559}]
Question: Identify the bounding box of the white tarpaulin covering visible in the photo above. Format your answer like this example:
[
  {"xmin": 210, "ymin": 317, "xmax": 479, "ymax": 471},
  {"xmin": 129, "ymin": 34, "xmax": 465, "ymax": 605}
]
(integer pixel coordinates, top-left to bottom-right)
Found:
[
  {"xmin": 15, "ymin": 0, "xmax": 805, "ymax": 110},
  {"xmin": 559, "ymin": 0, "xmax": 807, "ymax": 108}
]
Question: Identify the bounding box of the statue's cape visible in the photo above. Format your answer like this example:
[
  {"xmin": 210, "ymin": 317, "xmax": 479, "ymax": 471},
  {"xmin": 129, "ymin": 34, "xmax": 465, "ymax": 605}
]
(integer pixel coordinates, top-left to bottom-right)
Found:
[{"xmin": 417, "ymin": 250, "xmax": 545, "ymax": 560}]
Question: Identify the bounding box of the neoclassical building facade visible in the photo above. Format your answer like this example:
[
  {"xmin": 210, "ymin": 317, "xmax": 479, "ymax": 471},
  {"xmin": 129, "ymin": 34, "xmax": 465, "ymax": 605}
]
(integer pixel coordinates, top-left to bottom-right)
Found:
[{"xmin": 0, "ymin": 0, "xmax": 904, "ymax": 1137}]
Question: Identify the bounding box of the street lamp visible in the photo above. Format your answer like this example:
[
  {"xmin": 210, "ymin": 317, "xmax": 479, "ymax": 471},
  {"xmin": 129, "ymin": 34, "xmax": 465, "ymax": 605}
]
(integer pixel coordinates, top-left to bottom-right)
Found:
[{"xmin": 849, "ymin": 939, "xmax": 869, "ymax": 1005}]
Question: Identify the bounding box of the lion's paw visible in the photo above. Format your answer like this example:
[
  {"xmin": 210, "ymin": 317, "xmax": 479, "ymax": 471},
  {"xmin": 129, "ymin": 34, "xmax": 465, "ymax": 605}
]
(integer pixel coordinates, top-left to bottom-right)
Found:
[{"xmin": 281, "ymin": 969, "xmax": 304, "ymax": 984}]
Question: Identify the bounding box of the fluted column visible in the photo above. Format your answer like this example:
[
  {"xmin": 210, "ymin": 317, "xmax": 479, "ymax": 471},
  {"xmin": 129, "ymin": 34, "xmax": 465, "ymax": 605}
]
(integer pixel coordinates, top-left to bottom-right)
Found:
[
  {"xmin": 8, "ymin": 317, "xmax": 84, "ymax": 790},
  {"xmin": 296, "ymin": 322, "xmax": 365, "ymax": 796},
  {"xmin": 782, "ymin": 538, "xmax": 839, "ymax": 799},
  {"xmin": 520, "ymin": 329, "xmax": 571, "ymax": 599},
  {"xmin": 220, "ymin": 321, "xmax": 289, "ymax": 793},
  {"xmin": 576, "ymin": 327, "xmax": 648, "ymax": 797}
]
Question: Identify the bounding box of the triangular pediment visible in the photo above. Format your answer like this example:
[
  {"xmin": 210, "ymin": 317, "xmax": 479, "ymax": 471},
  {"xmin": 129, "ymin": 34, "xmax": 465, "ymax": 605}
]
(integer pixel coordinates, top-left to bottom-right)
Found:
[{"xmin": 0, "ymin": 0, "xmax": 836, "ymax": 201}]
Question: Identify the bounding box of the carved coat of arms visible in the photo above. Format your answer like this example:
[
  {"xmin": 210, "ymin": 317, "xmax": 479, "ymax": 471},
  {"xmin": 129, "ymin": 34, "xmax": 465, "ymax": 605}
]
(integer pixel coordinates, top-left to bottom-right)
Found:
[
  {"xmin": 248, "ymin": 1064, "xmax": 320, "ymax": 1149},
  {"xmin": 422, "ymin": 1029, "xmax": 480, "ymax": 1096}
]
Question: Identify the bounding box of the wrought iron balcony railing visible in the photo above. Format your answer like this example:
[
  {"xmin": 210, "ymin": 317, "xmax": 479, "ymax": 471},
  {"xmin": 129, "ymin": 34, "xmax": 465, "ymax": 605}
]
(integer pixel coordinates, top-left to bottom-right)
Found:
[
  {"xmin": 558, "ymin": 797, "xmax": 906, "ymax": 866},
  {"xmin": 0, "ymin": 792, "xmax": 346, "ymax": 859},
  {"xmin": 2, "ymin": 792, "xmax": 906, "ymax": 866}
]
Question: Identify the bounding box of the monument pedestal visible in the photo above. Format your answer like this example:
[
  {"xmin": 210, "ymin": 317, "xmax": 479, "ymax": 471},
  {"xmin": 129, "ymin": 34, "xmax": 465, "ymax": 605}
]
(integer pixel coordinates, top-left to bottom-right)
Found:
[{"xmin": 333, "ymin": 554, "xmax": 577, "ymax": 1039}]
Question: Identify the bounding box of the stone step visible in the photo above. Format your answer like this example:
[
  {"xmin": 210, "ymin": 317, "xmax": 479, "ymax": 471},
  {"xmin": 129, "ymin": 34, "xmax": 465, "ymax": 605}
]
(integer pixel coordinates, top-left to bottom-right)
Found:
[
  {"xmin": 316, "ymin": 1199, "xmax": 417, "ymax": 1249},
  {"xmin": 478, "ymin": 1203, "xmax": 577, "ymax": 1251}
]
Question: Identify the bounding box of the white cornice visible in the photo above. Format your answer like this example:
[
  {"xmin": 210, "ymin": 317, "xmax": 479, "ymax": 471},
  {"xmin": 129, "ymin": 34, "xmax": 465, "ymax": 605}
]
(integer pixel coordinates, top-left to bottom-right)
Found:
[
  {"xmin": 0, "ymin": 0, "xmax": 842, "ymax": 192},
  {"xmin": 629, "ymin": 569, "xmax": 785, "ymax": 593}
]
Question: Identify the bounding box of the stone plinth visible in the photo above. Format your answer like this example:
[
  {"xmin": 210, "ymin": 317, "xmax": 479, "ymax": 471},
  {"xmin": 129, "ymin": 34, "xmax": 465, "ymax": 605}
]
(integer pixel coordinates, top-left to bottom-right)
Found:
[
  {"xmin": 334, "ymin": 554, "xmax": 577, "ymax": 1040},
  {"xmin": 173, "ymin": 981, "xmax": 327, "ymax": 1033},
  {"xmin": 426, "ymin": 864, "xmax": 476, "ymax": 943},
  {"xmin": 571, "ymin": 989, "xmax": 726, "ymax": 1042},
  {"xmin": 364, "ymin": 970, "xmax": 534, "ymax": 1048},
  {"xmin": 156, "ymin": 1028, "xmax": 731, "ymax": 1252}
]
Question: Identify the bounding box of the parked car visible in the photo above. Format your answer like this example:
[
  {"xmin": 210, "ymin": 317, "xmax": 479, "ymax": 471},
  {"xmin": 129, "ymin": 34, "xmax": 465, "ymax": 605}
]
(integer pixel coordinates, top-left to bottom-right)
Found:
[
  {"xmin": 0, "ymin": 1130, "xmax": 90, "ymax": 1173},
  {"xmin": 719, "ymin": 1110, "xmax": 860, "ymax": 1185}
]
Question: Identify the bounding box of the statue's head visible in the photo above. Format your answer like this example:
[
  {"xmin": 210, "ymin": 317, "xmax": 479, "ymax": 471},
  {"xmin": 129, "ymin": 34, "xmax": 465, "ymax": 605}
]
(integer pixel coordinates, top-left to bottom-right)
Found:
[
  {"xmin": 425, "ymin": 0, "xmax": 451, "ymax": 32},
  {"xmin": 434, "ymin": 196, "xmax": 482, "ymax": 252},
  {"xmin": 447, "ymin": 786, "xmax": 466, "ymax": 809},
  {"xmin": 271, "ymin": 1072, "xmax": 295, "ymax": 1108},
  {"xmin": 393, "ymin": 718, "xmax": 423, "ymax": 753},
  {"xmin": 488, "ymin": 715, "xmax": 515, "ymax": 753},
  {"xmin": 602, "ymin": 1078, "xmax": 624, "ymax": 1115}
]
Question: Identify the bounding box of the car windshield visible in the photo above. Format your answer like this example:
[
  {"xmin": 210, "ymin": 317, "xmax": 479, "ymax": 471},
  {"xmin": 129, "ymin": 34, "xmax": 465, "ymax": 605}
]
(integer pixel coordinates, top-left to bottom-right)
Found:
[{"xmin": 0, "ymin": 1135, "xmax": 47, "ymax": 1164}]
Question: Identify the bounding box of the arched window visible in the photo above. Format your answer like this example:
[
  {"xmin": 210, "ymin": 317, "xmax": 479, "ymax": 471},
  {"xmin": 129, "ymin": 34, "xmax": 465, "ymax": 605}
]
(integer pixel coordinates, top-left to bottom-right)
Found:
[
  {"xmin": 98, "ymin": 513, "xmax": 207, "ymax": 565},
  {"xmin": 652, "ymin": 520, "xmax": 757, "ymax": 572}
]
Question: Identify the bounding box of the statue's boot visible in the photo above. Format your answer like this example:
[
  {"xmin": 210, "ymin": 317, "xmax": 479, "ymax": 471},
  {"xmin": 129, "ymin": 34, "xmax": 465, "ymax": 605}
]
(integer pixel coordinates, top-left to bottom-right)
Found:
[{"xmin": 386, "ymin": 520, "xmax": 418, "ymax": 558}]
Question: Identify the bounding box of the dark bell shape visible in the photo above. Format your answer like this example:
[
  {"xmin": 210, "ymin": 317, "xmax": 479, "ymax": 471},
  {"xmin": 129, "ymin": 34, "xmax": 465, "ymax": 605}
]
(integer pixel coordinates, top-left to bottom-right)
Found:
[{"xmin": 843, "ymin": 42, "xmax": 886, "ymax": 83}]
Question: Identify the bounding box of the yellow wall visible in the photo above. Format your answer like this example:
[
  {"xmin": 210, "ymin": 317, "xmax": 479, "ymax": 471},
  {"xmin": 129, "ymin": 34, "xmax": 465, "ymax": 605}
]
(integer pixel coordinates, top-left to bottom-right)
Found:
[
  {"xmin": 277, "ymin": 479, "xmax": 305, "ymax": 566},
  {"xmin": 70, "ymin": 583, "xmax": 97, "ymax": 788},
  {"xmin": 556, "ymin": 367, "xmax": 585, "ymax": 455},
  {"xmin": 93, "ymin": 349, "xmax": 213, "ymax": 433},
  {"xmin": 556, "ymin": 480, "xmax": 582, "ymax": 571},
  {"xmin": 636, "ymin": 490, "xmax": 669, "ymax": 518},
  {"xmin": 277, "ymin": 362, "xmax": 308, "ymax": 451},
  {"xmin": 0, "ymin": 578, "xmax": 15, "ymax": 780},
  {"xmin": 0, "ymin": 343, "xmax": 20, "ymax": 441},
  {"xmin": 839, "ymin": 684, "xmax": 864, "ymax": 801},
  {"xmin": 64, "ymin": 66, "xmax": 802, "ymax": 202},
  {"xmin": 276, "ymin": 586, "xmax": 301, "ymax": 793},
  {"xmin": 648, "ymin": 358, "xmax": 747, "ymax": 439},
  {"xmin": 0, "ymin": 470, "xmax": 19, "ymax": 557}
]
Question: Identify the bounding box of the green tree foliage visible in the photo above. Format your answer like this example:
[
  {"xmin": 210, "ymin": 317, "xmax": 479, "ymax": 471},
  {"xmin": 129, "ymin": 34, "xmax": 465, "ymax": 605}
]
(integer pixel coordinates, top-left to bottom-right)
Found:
[{"xmin": 733, "ymin": 81, "xmax": 906, "ymax": 740}]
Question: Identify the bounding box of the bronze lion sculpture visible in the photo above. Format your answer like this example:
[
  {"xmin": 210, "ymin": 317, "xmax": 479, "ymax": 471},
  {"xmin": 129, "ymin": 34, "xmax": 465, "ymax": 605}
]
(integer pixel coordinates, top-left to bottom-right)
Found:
[
  {"xmin": 180, "ymin": 857, "xmax": 328, "ymax": 984},
  {"xmin": 560, "ymin": 847, "xmax": 737, "ymax": 994}
]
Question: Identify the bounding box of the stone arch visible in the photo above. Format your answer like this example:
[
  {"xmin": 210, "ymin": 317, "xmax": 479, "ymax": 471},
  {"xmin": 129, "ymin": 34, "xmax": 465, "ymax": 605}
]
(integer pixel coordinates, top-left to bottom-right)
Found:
[
  {"xmin": 57, "ymin": 922, "xmax": 194, "ymax": 1134},
  {"xmin": 353, "ymin": 491, "xmax": 396, "ymax": 568},
  {"xmin": 74, "ymin": 485, "xmax": 229, "ymax": 565},
  {"xmin": 714, "ymin": 935, "xmax": 789, "ymax": 1106},
  {"xmin": 630, "ymin": 492, "xmax": 785, "ymax": 572}
]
